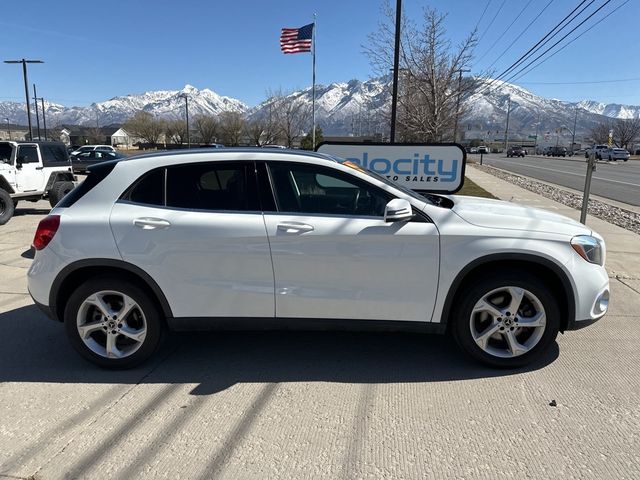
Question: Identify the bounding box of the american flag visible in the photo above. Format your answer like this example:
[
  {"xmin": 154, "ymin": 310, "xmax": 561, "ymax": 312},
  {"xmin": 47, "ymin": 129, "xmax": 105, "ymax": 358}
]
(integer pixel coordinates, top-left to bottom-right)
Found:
[{"xmin": 280, "ymin": 23, "xmax": 314, "ymax": 54}]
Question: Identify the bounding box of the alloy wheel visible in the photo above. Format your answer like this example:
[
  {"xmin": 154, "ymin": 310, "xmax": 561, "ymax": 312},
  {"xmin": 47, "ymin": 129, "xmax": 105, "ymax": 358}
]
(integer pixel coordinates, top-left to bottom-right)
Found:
[
  {"xmin": 469, "ymin": 286, "xmax": 546, "ymax": 359},
  {"xmin": 76, "ymin": 290, "xmax": 147, "ymax": 359}
]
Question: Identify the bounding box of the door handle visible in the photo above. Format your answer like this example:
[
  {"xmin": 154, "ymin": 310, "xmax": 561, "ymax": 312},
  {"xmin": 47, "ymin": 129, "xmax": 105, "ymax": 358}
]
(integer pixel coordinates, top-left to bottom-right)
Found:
[
  {"xmin": 35, "ymin": 166, "xmax": 44, "ymax": 170},
  {"xmin": 133, "ymin": 218, "xmax": 171, "ymax": 230},
  {"xmin": 277, "ymin": 222, "xmax": 314, "ymax": 234}
]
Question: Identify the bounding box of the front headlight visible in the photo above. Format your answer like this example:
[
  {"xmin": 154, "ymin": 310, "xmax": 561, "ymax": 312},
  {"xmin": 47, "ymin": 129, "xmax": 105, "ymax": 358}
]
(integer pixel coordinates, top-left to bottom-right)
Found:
[{"xmin": 571, "ymin": 235, "xmax": 604, "ymax": 266}]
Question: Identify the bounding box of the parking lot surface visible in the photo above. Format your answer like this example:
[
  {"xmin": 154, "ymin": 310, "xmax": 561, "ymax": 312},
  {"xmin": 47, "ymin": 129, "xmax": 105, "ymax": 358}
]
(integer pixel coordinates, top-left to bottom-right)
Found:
[{"xmin": 1, "ymin": 198, "xmax": 639, "ymax": 479}]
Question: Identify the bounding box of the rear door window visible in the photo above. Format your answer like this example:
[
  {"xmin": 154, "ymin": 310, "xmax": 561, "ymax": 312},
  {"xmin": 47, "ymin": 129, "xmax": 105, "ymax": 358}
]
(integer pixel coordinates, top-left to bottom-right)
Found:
[{"xmin": 166, "ymin": 162, "xmax": 258, "ymax": 211}]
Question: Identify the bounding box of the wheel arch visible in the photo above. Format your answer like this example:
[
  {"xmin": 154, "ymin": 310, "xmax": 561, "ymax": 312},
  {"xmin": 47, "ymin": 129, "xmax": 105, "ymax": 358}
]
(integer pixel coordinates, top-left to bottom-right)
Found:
[
  {"xmin": 441, "ymin": 253, "xmax": 576, "ymax": 333},
  {"xmin": 50, "ymin": 258, "xmax": 173, "ymax": 323},
  {"xmin": 0, "ymin": 175, "xmax": 14, "ymax": 194}
]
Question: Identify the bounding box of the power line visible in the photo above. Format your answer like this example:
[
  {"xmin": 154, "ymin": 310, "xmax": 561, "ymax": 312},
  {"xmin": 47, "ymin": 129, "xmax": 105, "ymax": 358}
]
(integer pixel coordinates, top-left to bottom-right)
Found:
[
  {"xmin": 474, "ymin": 0, "xmax": 493, "ymax": 32},
  {"xmin": 501, "ymin": 0, "xmax": 615, "ymax": 85},
  {"xmin": 520, "ymin": 77, "xmax": 639, "ymax": 86},
  {"xmin": 476, "ymin": 0, "xmax": 534, "ymax": 63},
  {"xmin": 476, "ymin": 0, "xmax": 591, "ymax": 95},
  {"xmin": 510, "ymin": 0, "xmax": 630, "ymax": 82},
  {"xmin": 482, "ymin": 0, "xmax": 555, "ymax": 73},
  {"xmin": 477, "ymin": 0, "xmax": 506, "ymax": 44}
]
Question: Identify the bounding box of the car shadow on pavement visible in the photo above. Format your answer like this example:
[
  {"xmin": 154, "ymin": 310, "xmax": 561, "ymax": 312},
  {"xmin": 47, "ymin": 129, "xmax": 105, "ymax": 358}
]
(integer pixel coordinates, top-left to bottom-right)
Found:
[
  {"xmin": 0, "ymin": 304, "xmax": 559, "ymax": 395},
  {"xmin": 13, "ymin": 206, "xmax": 50, "ymax": 217}
]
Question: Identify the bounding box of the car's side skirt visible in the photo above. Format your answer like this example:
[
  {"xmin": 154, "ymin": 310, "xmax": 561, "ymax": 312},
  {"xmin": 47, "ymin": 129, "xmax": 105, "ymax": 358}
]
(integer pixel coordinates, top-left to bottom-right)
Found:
[{"xmin": 167, "ymin": 317, "xmax": 447, "ymax": 334}]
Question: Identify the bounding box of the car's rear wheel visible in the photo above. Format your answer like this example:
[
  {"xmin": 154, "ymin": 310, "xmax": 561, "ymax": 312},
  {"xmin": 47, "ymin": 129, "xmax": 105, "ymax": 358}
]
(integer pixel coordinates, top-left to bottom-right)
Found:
[
  {"xmin": 64, "ymin": 277, "xmax": 163, "ymax": 368},
  {"xmin": 451, "ymin": 272, "xmax": 560, "ymax": 368},
  {"xmin": 0, "ymin": 189, "xmax": 15, "ymax": 225}
]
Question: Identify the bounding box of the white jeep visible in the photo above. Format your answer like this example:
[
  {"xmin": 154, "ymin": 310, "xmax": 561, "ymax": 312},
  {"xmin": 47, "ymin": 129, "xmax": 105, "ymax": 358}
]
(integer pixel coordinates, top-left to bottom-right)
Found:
[{"xmin": 0, "ymin": 141, "xmax": 77, "ymax": 225}]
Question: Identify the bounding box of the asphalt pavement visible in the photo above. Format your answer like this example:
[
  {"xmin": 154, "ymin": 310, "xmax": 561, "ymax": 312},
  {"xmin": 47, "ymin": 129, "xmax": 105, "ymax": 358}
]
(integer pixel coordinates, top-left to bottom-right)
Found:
[
  {"xmin": 475, "ymin": 153, "xmax": 640, "ymax": 206},
  {"xmin": 0, "ymin": 198, "xmax": 639, "ymax": 479}
]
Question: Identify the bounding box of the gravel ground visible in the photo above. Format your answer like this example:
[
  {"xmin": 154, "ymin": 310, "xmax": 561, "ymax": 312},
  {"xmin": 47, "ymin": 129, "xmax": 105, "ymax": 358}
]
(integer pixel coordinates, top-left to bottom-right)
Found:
[{"xmin": 474, "ymin": 164, "xmax": 640, "ymax": 235}]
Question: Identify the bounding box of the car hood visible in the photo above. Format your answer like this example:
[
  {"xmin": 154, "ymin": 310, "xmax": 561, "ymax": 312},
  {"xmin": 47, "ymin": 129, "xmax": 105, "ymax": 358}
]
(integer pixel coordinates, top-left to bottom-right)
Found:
[{"xmin": 450, "ymin": 196, "xmax": 591, "ymax": 236}]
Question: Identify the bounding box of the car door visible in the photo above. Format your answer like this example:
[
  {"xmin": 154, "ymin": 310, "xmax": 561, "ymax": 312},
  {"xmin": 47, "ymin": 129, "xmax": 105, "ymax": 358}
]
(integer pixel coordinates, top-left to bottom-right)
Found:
[
  {"xmin": 15, "ymin": 144, "xmax": 45, "ymax": 192},
  {"xmin": 109, "ymin": 161, "xmax": 275, "ymax": 319},
  {"xmin": 261, "ymin": 161, "xmax": 440, "ymax": 323}
]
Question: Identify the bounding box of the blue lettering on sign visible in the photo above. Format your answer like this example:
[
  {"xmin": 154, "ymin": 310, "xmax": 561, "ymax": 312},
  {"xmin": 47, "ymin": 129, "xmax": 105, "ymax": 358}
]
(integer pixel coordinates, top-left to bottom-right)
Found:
[{"xmin": 345, "ymin": 152, "xmax": 459, "ymax": 182}]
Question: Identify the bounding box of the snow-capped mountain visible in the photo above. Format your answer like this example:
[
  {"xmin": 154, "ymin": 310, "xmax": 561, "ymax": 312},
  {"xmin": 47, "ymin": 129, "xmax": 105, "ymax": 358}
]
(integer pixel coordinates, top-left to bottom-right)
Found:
[
  {"xmin": 2, "ymin": 79, "xmax": 638, "ymax": 137},
  {"xmin": 0, "ymin": 85, "xmax": 247, "ymax": 127}
]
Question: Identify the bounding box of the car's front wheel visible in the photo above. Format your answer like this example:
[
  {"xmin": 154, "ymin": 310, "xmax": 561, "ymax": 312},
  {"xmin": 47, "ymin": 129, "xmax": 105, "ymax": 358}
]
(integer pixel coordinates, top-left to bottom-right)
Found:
[
  {"xmin": 64, "ymin": 277, "xmax": 163, "ymax": 368},
  {"xmin": 451, "ymin": 272, "xmax": 560, "ymax": 368}
]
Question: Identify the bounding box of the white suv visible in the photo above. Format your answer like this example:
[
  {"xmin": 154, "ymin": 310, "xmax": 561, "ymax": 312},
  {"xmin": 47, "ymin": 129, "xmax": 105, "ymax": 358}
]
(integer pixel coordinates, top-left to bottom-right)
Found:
[{"xmin": 27, "ymin": 149, "xmax": 610, "ymax": 368}]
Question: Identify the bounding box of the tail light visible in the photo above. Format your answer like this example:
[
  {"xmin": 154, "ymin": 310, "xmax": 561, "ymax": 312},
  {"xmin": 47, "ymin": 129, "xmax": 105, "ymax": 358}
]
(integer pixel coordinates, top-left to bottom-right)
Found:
[{"xmin": 33, "ymin": 215, "xmax": 61, "ymax": 251}]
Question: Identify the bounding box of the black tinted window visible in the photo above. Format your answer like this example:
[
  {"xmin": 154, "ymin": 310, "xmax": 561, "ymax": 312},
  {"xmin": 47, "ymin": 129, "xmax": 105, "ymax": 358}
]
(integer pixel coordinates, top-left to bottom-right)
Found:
[
  {"xmin": 124, "ymin": 168, "xmax": 165, "ymax": 206},
  {"xmin": 17, "ymin": 145, "xmax": 39, "ymax": 163},
  {"xmin": 166, "ymin": 162, "xmax": 258, "ymax": 211},
  {"xmin": 268, "ymin": 163, "xmax": 390, "ymax": 216},
  {"xmin": 41, "ymin": 144, "xmax": 68, "ymax": 164}
]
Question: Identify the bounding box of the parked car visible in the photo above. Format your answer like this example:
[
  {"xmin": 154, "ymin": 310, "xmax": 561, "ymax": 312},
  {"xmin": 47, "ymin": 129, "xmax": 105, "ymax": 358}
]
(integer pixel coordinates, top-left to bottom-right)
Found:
[
  {"xmin": 477, "ymin": 145, "xmax": 489, "ymax": 154},
  {"xmin": 71, "ymin": 150, "xmax": 126, "ymax": 174},
  {"xmin": 506, "ymin": 146, "xmax": 525, "ymax": 157},
  {"xmin": 198, "ymin": 143, "xmax": 225, "ymax": 148},
  {"xmin": 601, "ymin": 148, "xmax": 630, "ymax": 161},
  {"xmin": 469, "ymin": 147, "xmax": 478, "ymax": 154},
  {"xmin": 585, "ymin": 145, "xmax": 608, "ymax": 160},
  {"xmin": 0, "ymin": 141, "xmax": 77, "ymax": 224},
  {"xmin": 546, "ymin": 146, "xmax": 567, "ymax": 157},
  {"xmin": 70, "ymin": 145, "xmax": 116, "ymax": 157},
  {"xmin": 28, "ymin": 149, "xmax": 609, "ymax": 369}
]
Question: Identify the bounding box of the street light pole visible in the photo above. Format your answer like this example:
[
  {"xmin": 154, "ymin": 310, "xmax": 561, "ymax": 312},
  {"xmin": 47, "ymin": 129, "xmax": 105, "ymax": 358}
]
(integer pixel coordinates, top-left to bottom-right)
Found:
[
  {"xmin": 178, "ymin": 93, "xmax": 190, "ymax": 147},
  {"xmin": 4, "ymin": 59, "xmax": 43, "ymax": 141},
  {"xmin": 389, "ymin": 0, "xmax": 402, "ymax": 143},
  {"xmin": 504, "ymin": 95, "xmax": 511, "ymax": 152},
  {"xmin": 453, "ymin": 68, "xmax": 470, "ymax": 143}
]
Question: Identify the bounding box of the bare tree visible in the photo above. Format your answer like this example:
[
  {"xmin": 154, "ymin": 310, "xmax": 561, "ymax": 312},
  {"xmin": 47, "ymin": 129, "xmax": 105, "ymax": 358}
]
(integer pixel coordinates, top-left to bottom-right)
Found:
[
  {"xmin": 124, "ymin": 111, "xmax": 165, "ymax": 145},
  {"xmin": 164, "ymin": 119, "xmax": 188, "ymax": 144},
  {"xmin": 193, "ymin": 114, "xmax": 219, "ymax": 144},
  {"xmin": 87, "ymin": 126, "xmax": 104, "ymax": 144},
  {"xmin": 589, "ymin": 121, "xmax": 613, "ymax": 144},
  {"xmin": 266, "ymin": 90, "xmax": 311, "ymax": 147},
  {"xmin": 364, "ymin": 3, "xmax": 478, "ymax": 142},
  {"xmin": 218, "ymin": 111, "xmax": 245, "ymax": 146},
  {"xmin": 613, "ymin": 118, "xmax": 640, "ymax": 149}
]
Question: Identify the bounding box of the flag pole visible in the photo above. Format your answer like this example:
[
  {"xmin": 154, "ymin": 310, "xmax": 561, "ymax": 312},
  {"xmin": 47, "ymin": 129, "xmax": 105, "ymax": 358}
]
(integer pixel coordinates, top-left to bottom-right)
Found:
[{"xmin": 312, "ymin": 13, "xmax": 316, "ymax": 149}]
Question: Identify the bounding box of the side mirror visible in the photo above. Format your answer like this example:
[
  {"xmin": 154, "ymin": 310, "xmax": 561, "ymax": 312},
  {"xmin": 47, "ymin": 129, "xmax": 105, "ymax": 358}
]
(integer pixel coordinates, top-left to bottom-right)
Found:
[
  {"xmin": 384, "ymin": 198, "xmax": 413, "ymax": 222},
  {"xmin": 16, "ymin": 156, "xmax": 25, "ymax": 169}
]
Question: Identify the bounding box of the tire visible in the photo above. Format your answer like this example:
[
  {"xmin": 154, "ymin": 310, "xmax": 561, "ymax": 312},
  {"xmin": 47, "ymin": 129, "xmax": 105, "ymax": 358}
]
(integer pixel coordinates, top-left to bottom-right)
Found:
[
  {"xmin": 450, "ymin": 271, "xmax": 560, "ymax": 368},
  {"xmin": 0, "ymin": 189, "xmax": 15, "ymax": 225},
  {"xmin": 49, "ymin": 181, "xmax": 75, "ymax": 208},
  {"xmin": 64, "ymin": 276, "xmax": 164, "ymax": 369}
]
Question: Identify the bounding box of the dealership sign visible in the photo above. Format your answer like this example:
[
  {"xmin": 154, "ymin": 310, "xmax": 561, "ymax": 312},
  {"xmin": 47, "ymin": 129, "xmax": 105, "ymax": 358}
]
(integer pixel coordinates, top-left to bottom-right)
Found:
[{"xmin": 316, "ymin": 142, "xmax": 466, "ymax": 194}]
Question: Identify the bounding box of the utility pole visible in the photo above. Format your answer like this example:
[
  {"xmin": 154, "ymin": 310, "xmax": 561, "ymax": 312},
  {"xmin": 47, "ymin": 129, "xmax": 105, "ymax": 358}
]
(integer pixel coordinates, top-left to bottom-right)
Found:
[
  {"xmin": 5, "ymin": 118, "xmax": 10, "ymax": 140},
  {"xmin": 40, "ymin": 98, "xmax": 48, "ymax": 141},
  {"xmin": 178, "ymin": 93, "xmax": 190, "ymax": 147},
  {"xmin": 504, "ymin": 95, "xmax": 511, "ymax": 152},
  {"xmin": 3, "ymin": 59, "xmax": 43, "ymax": 141},
  {"xmin": 533, "ymin": 113, "xmax": 541, "ymax": 155},
  {"xmin": 389, "ymin": 0, "xmax": 402, "ymax": 143},
  {"xmin": 453, "ymin": 68, "xmax": 470, "ymax": 143},
  {"xmin": 571, "ymin": 106, "xmax": 578, "ymax": 154},
  {"xmin": 33, "ymin": 84, "xmax": 41, "ymax": 140}
]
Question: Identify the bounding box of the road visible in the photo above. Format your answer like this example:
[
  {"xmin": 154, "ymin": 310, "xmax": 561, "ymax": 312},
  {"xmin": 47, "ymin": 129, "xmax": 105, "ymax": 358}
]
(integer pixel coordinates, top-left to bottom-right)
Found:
[
  {"xmin": 0, "ymin": 201, "xmax": 639, "ymax": 479},
  {"xmin": 477, "ymin": 153, "xmax": 640, "ymax": 206}
]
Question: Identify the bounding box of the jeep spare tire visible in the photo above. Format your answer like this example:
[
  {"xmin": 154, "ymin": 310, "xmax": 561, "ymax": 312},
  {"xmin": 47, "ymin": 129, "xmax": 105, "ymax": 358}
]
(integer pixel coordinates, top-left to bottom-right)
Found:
[
  {"xmin": 49, "ymin": 181, "xmax": 75, "ymax": 208},
  {"xmin": 0, "ymin": 189, "xmax": 15, "ymax": 225}
]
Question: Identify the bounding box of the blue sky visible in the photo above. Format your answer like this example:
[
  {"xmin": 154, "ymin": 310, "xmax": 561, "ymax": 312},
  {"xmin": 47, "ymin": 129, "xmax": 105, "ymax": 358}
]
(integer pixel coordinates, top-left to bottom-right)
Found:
[{"xmin": 1, "ymin": 0, "xmax": 637, "ymax": 108}]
